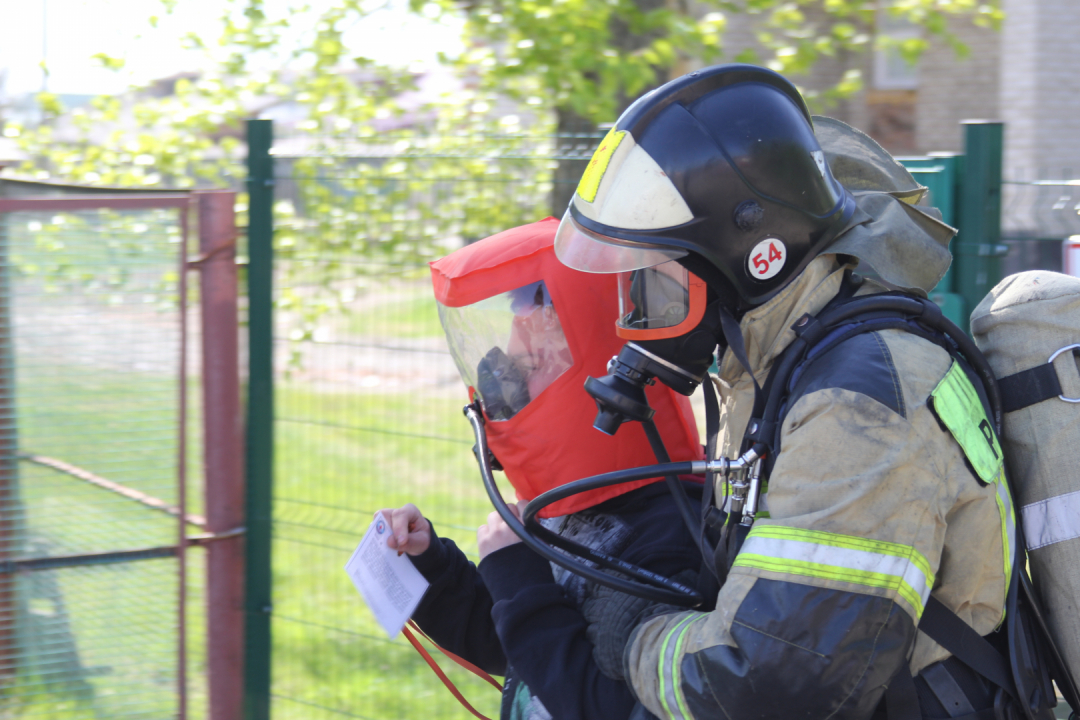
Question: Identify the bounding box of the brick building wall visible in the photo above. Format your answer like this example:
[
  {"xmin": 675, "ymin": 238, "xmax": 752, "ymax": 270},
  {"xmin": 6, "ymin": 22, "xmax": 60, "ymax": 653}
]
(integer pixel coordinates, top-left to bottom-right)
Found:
[
  {"xmin": 680, "ymin": 2, "xmax": 1079, "ymax": 181},
  {"xmin": 914, "ymin": 19, "xmax": 1000, "ymax": 155},
  {"xmin": 1000, "ymin": 0, "xmax": 1080, "ymax": 181}
]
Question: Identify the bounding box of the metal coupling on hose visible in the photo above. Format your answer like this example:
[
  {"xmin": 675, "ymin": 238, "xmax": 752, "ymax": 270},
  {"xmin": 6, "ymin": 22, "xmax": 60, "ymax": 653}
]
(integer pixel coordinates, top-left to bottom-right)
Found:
[
  {"xmin": 692, "ymin": 447, "xmax": 760, "ymax": 477},
  {"xmin": 691, "ymin": 447, "xmax": 763, "ymax": 523}
]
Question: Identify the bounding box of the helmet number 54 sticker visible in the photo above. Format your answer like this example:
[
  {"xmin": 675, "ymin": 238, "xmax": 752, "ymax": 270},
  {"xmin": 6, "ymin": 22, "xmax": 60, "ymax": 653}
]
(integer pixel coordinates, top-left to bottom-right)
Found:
[{"xmin": 748, "ymin": 238, "xmax": 786, "ymax": 281}]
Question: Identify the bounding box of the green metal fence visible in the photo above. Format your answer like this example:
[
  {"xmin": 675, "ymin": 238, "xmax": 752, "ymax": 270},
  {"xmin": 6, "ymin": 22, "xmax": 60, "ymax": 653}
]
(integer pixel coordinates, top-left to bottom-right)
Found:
[{"xmin": 898, "ymin": 121, "xmax": 1007, "ymax": 333}]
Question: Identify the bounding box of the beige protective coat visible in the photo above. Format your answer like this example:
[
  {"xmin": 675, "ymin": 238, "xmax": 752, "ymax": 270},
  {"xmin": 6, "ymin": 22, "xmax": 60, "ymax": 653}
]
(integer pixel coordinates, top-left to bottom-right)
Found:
[
  {"xmin": 623, "ymin": 118, "xmax": 1014, "ymax": 719},
  {"xmin": 625, "ymin": 256, "xmax": 1014, "ymax": 718}
]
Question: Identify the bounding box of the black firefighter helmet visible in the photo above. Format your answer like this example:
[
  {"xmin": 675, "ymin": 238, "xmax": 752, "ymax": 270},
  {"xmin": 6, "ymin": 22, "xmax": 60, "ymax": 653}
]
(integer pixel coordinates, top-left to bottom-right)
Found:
[{"xmin": 555, "ymin": 63, "xmax": 855, "ymax": 310}]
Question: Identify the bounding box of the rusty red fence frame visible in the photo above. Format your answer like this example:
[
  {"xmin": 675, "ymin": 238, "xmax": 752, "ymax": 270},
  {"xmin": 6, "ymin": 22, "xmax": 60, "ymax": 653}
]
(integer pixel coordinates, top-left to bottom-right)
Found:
[{"xmin": 0, "ymin": 192, "xmax": 244, "ymax": 720}]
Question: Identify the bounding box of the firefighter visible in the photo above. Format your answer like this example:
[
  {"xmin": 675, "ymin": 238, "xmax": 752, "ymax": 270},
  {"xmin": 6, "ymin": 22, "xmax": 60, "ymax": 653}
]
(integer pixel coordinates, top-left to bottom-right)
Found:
[{"xmin": 554, "ymin": 64, "xmax": 1043, "ymax": 720}]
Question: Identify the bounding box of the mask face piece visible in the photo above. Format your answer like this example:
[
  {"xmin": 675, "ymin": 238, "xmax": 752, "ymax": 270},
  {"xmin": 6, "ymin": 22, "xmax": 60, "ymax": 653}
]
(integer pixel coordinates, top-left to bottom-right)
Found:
[
  {"xmin": 475, "ymin": 346, "xmax": 530, "ymax": 421},
  {"xmin": 616, "ymin": 262, "xmax": 708, "ymax": 341}
]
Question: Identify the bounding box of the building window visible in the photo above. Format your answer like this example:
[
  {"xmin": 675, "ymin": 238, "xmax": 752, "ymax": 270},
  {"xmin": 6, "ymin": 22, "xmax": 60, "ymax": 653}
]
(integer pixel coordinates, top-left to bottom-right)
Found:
[{"xmin": 874, "ymin": 10, "xmax": 920, "ymax": 91}]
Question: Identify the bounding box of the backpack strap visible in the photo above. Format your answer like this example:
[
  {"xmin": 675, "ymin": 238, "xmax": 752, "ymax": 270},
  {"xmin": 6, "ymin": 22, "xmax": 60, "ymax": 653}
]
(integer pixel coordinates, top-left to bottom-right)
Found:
[
  {"xmin": 998, "ymin": 364, "xmax": 1062, "ymax": 413},
  {"xmin": 921, "ymin": 661, "xmax": 977, "ymax": 717},
  {"xmin": 919, "ymin": 597, "xmax": 1017, "ymax": 699}
]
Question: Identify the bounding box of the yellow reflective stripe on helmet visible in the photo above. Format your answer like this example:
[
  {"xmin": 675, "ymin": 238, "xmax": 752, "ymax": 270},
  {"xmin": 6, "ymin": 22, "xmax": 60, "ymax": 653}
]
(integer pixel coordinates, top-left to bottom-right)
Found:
[
  {"xmin": 733, "ymin": 526, "xmax": 934, "ymax": 618},
  {"xmin": 658, "ymin": 613, "xmax": 702, "ymax": 720},
  {"xmin": 576, "ymin": 127, "xmax": 626, "ymax": 203},
  {"xmin": 930, "ymin": 361, "xmax": 1005, "ymax": 486},
  {"xmin": 930, "ymin": 360, "xmax": 1015, "ymax": 618}
]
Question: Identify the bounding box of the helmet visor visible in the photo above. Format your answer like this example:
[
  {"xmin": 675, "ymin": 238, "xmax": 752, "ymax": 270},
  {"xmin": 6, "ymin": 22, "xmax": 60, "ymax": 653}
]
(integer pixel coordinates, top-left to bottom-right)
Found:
[
  {"xmin": 554, "ymin": 209, "xmax": 687, "ymax": 274},
  {"xmin": 438, "ymin": 280, "xmax": 574, "ymax": 421},
  {"xmin": 616, "ymin": 263, "xmax": 708, "ymax": 341}
]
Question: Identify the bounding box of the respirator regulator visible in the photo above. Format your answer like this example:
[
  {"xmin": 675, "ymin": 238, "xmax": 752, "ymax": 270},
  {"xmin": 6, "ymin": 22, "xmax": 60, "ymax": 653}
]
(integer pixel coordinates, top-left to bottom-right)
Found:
[
  {"xmin": 552, "ymin": 260, "xmax": 776, "ymax": 580},
  {"xmin": 585, "ymin": 279, "xmax": 723, "ymax": 433}
]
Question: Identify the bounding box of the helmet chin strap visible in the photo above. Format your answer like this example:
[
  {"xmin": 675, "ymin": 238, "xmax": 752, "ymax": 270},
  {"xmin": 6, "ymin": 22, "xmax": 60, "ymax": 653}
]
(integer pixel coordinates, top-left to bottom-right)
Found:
[{"xmin": 717, "ymin": 305, "xmax": 762, "ymax": 410}]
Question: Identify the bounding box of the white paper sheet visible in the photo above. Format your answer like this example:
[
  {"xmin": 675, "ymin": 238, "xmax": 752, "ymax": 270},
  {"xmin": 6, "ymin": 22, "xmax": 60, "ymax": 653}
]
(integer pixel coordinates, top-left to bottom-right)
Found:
[{"xmin": 345, "ymin": 511, "xmax": 430, "ymax": 638}]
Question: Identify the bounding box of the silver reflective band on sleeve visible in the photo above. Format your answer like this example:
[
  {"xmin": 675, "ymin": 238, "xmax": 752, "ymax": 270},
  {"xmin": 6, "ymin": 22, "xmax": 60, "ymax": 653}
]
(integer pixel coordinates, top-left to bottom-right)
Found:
[
  {"xmin": 1021, "ymin": 490, "xmax": 1080, "ymax": 550},
  {"xmin": 733, "ymin": 526, "xmax": 934, "ymax": 618}
]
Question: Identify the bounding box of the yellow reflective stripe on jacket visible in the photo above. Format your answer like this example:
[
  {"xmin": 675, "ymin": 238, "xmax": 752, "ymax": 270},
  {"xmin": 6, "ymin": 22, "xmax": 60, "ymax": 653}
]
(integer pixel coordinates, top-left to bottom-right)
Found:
[
  {"xmin": 994, "ymin": 471, "xmax": 1016, "ymax": 621},
  {"xmin": 732, "ymin": 526, "xmax": 935, "ymax": 618},
  {"xmin": 658, "ymin": 613, "xmax": 704, "ymax": 720},
  {"xmin": 930, "ymin": 361, "xmax": 1016, "ymax": 607}
]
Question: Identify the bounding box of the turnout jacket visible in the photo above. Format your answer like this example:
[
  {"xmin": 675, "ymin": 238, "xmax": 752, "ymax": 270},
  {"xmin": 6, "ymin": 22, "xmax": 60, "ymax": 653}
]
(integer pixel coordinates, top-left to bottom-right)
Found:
[
  {"xmin": 624, "ymin": 256, "xmax": 1016, "ymax": 720},
  {"xmin": 409, "ymin": 481, "xmax": 707, "ymax": 720}
]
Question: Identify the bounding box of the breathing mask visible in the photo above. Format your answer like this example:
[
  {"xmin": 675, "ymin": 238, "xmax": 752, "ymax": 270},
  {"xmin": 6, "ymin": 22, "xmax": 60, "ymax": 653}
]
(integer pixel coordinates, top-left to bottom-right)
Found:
[{"xmin": 586, "ymin": 261, "xmax": 728, "ymax": 433}]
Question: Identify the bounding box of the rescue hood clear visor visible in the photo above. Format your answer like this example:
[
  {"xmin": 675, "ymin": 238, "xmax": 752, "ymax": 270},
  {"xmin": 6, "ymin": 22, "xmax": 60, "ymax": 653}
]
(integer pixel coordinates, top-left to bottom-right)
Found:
[
  {"xmin": 554, "ymin": 209, "xmax": 687, "ymax": 274},
  {"xmin": 437, "ymin": 280, "xmax": 573, "ymax": 422}
]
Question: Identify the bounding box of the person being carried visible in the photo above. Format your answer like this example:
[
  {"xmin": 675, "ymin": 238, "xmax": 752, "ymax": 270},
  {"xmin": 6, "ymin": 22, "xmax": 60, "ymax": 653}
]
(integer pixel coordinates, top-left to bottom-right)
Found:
[{"xmin": 380, "ymin": 218, "xmax": 709, "ymax": 720}]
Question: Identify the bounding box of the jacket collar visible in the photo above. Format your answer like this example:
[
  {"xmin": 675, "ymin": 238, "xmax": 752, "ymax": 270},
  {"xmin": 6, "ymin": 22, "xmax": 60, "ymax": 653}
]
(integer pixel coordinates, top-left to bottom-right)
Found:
[{"xmin": 717, "ymin": 254, "xmax": 851, "ymax": 386}]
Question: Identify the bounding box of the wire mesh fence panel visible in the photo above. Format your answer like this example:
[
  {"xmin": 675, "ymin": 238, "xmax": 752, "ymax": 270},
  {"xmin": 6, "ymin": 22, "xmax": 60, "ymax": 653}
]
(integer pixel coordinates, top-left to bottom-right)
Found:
[
  {"xmin": 266, "ymin": 132, "xmax": 604, "ymax": 720},
  {"xmin": 0, "ymin": 204, "xmax": 203, "ymax": 719},
  {"xmin": 1002, "ymin": 178, "xmax": 1080, "ymax": 276}
]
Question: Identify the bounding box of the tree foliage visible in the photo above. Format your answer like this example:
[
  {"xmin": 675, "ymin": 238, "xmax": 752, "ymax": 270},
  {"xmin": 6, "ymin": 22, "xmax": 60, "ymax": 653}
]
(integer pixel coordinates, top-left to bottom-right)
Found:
[
  {"xmin": 1, "ymin": 0, "xmax": 1002, "ymax": 338},
  {"xmin": 4, "ymin": 1, "xmax": 562, "ymax": 341},
  {"xmin": 435, "ymin": 0, "xmax": 1002, "ymax": 122}
]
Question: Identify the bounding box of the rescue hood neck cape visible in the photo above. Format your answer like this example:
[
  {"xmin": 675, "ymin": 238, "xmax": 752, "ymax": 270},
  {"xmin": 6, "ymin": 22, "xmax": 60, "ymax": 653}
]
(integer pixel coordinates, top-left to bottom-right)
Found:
[
  {"xmin": 814, "ymin": 116, "xmax": 957, "ymax": 297},
  {"xmin": 715, "ymin": 117, "xmax": 958, "ymax": 398},
  {"xmin": 430, "ymin": 218, "xmax": 703, "ymax": 517}
]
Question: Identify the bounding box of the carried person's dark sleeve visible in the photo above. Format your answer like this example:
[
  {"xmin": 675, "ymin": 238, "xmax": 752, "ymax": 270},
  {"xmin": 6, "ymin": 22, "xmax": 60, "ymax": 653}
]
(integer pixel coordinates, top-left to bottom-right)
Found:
[
  {"xmin": 408, "ymin": 524, "xmax": 507, "ymax": 675},
  {"xmin": 479, "ymin": 485, "xmax": 703, "ymax": 720},
  {"xmin": 480, "ymin": 543, "xmax": 640, "ymax": 720}
]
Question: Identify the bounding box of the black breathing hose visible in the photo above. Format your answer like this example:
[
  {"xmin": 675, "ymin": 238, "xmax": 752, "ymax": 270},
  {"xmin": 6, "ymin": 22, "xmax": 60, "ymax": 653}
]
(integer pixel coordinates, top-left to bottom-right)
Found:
[{"xmin": 465, "ymin": 404, "xmax": 704, "ymax": 607}]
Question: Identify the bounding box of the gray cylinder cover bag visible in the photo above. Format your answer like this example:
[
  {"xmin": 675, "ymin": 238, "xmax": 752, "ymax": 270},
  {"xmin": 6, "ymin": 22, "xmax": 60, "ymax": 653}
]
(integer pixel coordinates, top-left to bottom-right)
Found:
[{"xmin": 970, "ymin": 270, "xmax": 1080, "ymax": 693}]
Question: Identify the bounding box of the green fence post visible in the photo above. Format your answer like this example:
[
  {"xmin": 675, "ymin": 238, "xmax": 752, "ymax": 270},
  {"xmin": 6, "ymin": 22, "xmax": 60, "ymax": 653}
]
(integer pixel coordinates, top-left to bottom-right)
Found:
[
  {"xmin": 953, "ymin": 121, "xmax": 1005, "ymax": 334},
  {"xmin": 900, "ymin": 154, "xmax": 967, "ymax": 327},
  {"xmin": 245, "ymin": 118, "xmax": 274, "ymax": 720}
]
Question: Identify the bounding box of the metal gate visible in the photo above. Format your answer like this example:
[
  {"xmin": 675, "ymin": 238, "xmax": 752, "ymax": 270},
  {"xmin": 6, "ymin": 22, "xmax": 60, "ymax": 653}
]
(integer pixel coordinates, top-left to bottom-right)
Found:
[{"xmin": 0, "ymin": 191, "xmax": 243, "ymax": 720}]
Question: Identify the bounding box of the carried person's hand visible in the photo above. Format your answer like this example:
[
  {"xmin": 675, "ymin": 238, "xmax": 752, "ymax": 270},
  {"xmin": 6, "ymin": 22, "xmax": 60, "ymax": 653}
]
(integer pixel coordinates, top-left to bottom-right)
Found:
[
  {"xmin": 477, "ymin": 501, "xmax": 526, "ymax": 560},
  {"xmin": 378, "ymin": 503, "xmax": 431, "ymax": 556}
]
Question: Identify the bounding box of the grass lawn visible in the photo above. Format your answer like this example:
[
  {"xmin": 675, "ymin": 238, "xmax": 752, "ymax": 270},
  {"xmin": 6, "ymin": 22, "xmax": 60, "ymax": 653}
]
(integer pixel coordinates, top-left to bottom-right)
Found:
[
  {"xmin": 270, "ymin": 383, "xmax": 509, "ymax": 720},
  {"xmin": 4, "ymin": 359, "xmax": 506, "ymax": 720},
  {"xmin": 341, "ymin": 287, "xmax": 446, "ymax": 340},
  {"xmin": 2, "ymin": 363, "xmax": 207, "ymax": 720}
]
